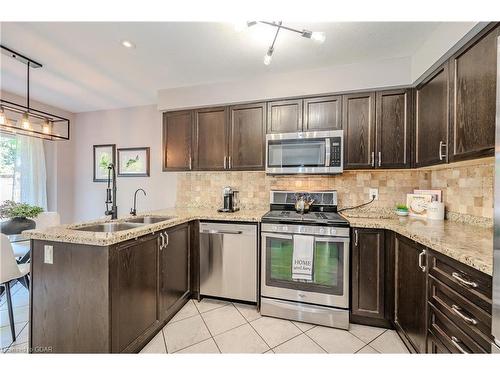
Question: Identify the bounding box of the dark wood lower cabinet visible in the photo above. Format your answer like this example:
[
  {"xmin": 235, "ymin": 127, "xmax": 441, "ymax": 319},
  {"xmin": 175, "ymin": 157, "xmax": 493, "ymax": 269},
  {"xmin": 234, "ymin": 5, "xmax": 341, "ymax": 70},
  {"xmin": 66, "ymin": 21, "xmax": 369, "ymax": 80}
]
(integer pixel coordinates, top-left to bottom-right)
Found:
[
  {"xmin": 159, "ymin": 223, "xmax": 190, "ymax": 322},
  {"xmin": 30, "ymin": 223, "xmax": 192, "ymax": 353},
  {"xmin": 394, "ymin": 234, "xmax": 428, "ymax": 353},
  {"xmin": 350, "ymin": 228, "xmax": 391, "ymax": 328}
]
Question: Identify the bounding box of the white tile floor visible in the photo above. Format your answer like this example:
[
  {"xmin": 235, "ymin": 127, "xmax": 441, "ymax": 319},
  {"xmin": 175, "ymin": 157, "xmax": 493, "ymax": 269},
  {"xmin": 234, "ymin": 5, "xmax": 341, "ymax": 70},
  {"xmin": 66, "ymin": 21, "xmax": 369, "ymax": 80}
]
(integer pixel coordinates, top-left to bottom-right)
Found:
[
  {"xmin": 0, "ymin": 291, "xmax": 409, "ymax": 354},
  {"xmin": 140, "ymin": 298, "xmax": 409, "ymax": 354},
  {"xmin": 1, "ymin": 282, "xmax": 30, "ymax": 353}
]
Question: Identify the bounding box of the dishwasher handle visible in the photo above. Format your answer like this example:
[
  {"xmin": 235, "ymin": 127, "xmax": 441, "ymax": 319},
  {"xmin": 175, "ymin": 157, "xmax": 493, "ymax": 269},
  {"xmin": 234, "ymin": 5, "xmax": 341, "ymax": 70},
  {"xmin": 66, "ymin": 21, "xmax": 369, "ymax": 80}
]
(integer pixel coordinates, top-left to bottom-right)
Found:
[{"xmin": 201, "ymin": 229, "xmax": 243, "ymax": 235}]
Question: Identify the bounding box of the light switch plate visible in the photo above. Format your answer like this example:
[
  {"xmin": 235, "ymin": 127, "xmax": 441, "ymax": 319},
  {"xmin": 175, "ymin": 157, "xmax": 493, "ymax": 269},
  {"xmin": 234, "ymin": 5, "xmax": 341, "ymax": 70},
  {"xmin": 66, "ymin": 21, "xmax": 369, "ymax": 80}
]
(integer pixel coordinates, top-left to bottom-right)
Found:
[
  {"xmin": 369, "ymin": 188, "xmax": 379, "ymax": 200},
  {"xmin": 44, "ymin": 245, "xmax": 53, "ymax": 264}
]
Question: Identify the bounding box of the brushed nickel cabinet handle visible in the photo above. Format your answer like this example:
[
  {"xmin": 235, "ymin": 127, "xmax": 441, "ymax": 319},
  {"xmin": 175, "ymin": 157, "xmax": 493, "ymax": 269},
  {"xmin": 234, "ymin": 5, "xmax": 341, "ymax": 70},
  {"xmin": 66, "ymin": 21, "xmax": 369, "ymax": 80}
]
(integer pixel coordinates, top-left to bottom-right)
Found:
[
  {"xmin": 451, "ymin": 304, "xmax": 478, "ymax": 325},
  {"xmin": 224, "ymin": 156, "xmax": 227, "ymax": 169},
  {"xmin": 378, "ymin": 151, "xmax": 381, "ymax": 167},
  {"xmin": 164, "ymin": 233, "xmax": 169, "ymax": 247},
  {"xmin": 418, "ymin": 250, "xmax": 426, "ymax": 272},
  {"xmin": 439, "ymin": 141, "xmax": 444, "ymax": 161},
  {"xmin": 159, "ymin": 233, "xmax": 165, "ymax": 250},
  {"xmin": 189, "ymin": 156, "xmax": 192, "ymax": 170},
  {"xmin": 229, "ymin": 156, "xmax": 232, "ymax": 169},
  {"xmin": 354, "ymin": 229, "xmax": 359, "ymax": 247},
  {"xmin": 371, "ymin": 152, "xmax": 375, "ymax": 167},
  {"xmin": 452, "ymin": 272, "xmax": 478, "ymax": 288},
  {"xmin": 451, "ymin": 336, "xmax": 468, "ymax": 354}
]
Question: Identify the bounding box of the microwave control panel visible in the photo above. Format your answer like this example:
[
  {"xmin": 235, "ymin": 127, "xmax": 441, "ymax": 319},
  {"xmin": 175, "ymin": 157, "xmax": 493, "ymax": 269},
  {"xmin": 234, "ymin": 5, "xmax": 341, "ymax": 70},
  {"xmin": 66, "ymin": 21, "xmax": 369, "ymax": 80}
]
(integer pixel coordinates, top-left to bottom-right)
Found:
[{"xmin": 330, "ymin": 137, "xmax": 342, "ymax": 167}]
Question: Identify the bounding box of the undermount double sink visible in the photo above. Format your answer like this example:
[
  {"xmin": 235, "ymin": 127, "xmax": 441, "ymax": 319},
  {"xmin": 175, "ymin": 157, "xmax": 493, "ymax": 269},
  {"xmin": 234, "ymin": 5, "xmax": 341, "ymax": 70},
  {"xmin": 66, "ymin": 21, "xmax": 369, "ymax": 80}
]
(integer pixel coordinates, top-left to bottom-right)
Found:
[{"xmin": 74, "ymin": 216, "xmax": 174, "ymax": 233}]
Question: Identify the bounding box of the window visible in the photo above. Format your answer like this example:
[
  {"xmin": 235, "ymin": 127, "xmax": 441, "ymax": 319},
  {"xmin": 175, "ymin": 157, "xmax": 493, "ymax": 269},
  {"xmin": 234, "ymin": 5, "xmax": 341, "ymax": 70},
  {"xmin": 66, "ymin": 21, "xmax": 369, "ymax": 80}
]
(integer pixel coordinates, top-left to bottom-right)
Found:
[{"xmin": 0, "ymin": 133, "xmax": 20, "ymax": 202}]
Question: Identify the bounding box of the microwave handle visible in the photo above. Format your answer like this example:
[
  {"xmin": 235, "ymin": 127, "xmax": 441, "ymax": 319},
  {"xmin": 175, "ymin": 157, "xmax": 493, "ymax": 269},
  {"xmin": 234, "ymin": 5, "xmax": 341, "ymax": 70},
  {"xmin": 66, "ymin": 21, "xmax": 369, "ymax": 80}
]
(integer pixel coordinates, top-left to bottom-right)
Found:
[{"xmin": 325, "ymin": 138, "xmax": 331, "ymax": 167}]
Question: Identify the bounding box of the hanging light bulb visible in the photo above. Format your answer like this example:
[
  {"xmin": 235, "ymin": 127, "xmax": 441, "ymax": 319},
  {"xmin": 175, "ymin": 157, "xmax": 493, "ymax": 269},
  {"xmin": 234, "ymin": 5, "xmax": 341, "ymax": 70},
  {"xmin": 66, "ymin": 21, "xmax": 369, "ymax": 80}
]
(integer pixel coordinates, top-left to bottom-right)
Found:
[
  {"xmin": 21, "ymin": 112, "xmax": 31, "ymax": 130},
  {"xmin": 310, "ymin": 31, "xmax": 326, "ymax": 44},
  {"xmin": 0, "ymin": 106, "xmax": 6, "ymax": 125},
  {"xmin": 42, "ymin": 119, "xmax": 53, "ymax": 134},
  {"xmin": 263, "ymin": 47, "xmax": 274, "ymax": 66}
]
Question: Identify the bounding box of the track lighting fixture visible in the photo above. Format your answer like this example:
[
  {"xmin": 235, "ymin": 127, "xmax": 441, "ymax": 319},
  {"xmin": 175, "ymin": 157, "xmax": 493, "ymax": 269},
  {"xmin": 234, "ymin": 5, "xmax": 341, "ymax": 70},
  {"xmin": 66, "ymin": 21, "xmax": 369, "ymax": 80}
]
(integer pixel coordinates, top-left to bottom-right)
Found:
[{"xmin": 235, "ymin": 21, "xmax": 326, "ymax": 65}]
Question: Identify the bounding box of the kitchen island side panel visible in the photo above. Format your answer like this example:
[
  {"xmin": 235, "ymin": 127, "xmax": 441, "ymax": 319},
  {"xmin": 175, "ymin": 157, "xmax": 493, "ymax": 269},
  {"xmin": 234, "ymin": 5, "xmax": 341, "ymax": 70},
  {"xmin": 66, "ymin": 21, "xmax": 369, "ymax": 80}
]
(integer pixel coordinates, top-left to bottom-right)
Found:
[{"xmin": 30, "ymin": 240, "xmax": 110, "ymax": 353}]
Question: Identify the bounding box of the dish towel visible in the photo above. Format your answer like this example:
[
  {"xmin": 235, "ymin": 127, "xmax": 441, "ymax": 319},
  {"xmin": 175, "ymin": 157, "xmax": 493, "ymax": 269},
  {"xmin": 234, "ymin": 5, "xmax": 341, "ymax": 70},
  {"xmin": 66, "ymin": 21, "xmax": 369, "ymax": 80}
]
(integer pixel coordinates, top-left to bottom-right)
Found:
[{"xmin": 292, "ymin": 235, "xmax": 314, "ymax": 281}]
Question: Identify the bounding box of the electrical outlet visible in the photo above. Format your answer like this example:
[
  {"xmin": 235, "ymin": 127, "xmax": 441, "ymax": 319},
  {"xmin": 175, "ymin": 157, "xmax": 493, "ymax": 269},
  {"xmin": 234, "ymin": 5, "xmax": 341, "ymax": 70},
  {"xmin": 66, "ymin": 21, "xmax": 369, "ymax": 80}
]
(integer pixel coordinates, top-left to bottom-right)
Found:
[
  {"xmin": 369, "ymin": 188, "xmax": 379, "ymax": 200},
  {"xmin": 44, "ymin": 245, "xmax": 53, "ymax": 264}
]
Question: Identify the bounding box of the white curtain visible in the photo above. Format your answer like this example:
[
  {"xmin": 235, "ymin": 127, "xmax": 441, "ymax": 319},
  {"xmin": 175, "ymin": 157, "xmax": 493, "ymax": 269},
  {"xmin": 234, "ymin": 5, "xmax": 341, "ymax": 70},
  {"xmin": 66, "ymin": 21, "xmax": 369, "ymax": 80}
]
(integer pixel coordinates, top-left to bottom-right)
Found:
[{"xmin": 14, "ymin": 135, "xmax": 47, "ymax": 210}]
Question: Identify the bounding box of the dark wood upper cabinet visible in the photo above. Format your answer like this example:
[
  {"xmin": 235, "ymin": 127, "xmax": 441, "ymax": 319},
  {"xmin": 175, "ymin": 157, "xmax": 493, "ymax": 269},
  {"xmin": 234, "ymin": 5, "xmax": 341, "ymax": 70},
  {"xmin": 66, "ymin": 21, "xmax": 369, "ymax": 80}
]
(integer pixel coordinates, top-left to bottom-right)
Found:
[
  {"xmin": 415, "ymin": 65, "xmax": 449, "ymax": 167},
  {"xmin": 193, "ymin": 107, "xmax": 228, "ymax": 170},
  {"xmin": 162, "ymin": 111, "xmax": 193, "ymax": 171},
  {"xmin": 351, "ymin": 228, "xmax": 387, "ymax": 326},
  {"xmin": 394, "ymin": 235, "xmax": 427, "ymax": 353},
  {"xmin": 267, "ymin": 99, "xmax": 303, "ymax": 133},
  {"xmin": 229, "ymin": 102, "xmax": 266, "ymax": 170},
  {"xmin": 449, "ymin": 24, "xmax": 499, "ymax": 162},
  {"xmin": 375, "ymin": 89, "xmax": 411, "ymax": 169},
  {"xmin": 303, "ymin": 95, "xmax": 342, "ymax": 131},
  {"xmin": 343, "ymin": 92, "xmax": 376, "ymax": 169},
  {"xmin": 159, "ymin": 224, "xmax": 190, "ymax": 322},
  {"xmin": 112, "ymin": 234, "xmax": 159, "ymax": 353}
]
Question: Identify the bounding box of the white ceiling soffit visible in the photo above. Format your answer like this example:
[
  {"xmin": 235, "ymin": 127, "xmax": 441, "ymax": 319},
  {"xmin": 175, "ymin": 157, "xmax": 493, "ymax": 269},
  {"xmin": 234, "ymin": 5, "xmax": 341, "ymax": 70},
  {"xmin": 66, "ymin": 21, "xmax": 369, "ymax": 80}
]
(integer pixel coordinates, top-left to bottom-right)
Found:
[{"xmin": 1, "ymin": 21, "xmax": 472, "ymax": 113}]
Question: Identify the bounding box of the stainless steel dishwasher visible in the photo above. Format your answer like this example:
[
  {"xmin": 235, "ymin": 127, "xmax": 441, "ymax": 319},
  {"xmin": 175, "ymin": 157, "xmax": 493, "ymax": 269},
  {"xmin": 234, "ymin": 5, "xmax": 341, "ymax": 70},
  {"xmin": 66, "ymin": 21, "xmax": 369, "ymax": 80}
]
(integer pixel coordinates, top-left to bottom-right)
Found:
[{"xmin": 199, "ymin": 222, "xmax": 257, "ymax": 303}]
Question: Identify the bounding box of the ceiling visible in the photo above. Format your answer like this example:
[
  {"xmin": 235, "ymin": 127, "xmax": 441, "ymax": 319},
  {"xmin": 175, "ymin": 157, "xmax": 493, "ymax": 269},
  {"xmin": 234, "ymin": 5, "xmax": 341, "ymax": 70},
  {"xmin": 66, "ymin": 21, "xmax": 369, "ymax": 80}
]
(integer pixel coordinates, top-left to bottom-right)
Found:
[{"xmin": 0, "ymin": 22, "xmax": 443, "ymax": 113}]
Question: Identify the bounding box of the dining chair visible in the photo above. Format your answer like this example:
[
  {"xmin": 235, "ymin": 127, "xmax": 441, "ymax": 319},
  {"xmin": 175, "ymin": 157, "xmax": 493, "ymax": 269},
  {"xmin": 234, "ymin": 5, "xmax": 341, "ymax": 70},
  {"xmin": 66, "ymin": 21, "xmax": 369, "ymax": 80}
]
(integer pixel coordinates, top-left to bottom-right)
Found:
[{"xmin": 0, "ymin": 233, "xmax": 30, "ymax": 342}]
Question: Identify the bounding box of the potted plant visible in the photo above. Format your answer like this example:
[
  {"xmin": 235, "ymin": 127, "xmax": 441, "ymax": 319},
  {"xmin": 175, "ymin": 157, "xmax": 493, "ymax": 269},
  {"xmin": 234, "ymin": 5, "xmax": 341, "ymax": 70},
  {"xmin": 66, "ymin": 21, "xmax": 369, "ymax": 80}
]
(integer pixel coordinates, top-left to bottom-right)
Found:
[
  {"xmin": 0, "ymin": 200, "xmax": 44, "ymax": 235},
  {"xmin": 395, "ymin": 204, "xmax": 409, "ymax": 217}
]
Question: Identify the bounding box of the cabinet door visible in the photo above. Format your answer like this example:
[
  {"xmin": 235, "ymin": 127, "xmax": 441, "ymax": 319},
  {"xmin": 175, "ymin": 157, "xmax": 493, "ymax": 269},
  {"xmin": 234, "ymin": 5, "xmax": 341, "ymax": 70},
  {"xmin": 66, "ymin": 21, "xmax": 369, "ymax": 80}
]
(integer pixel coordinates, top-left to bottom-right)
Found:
[
  {"xmin": 162, "ymin": 111, "xmax": 193, "ymax": 171},
  {"xmin": 303, "ymin": 95, "xmax": 342, "ymax": 131},
  {"xmin": 267, "ymin": 99, "xmax": 303, "ymax": 133},
  {"xmin": 449, "ymin": 25, "xmax": 498, "ymax": 162},
  {"xmin": 394, "ymin": 235, "xmax": 427, "ymax": 353},
  {"xmin": 159, "ymin": 224, "xmax": 190, "ymax": 322},
  {"xmin": 343, "ymin": 92, "xmax": 376, "ymax": 169},
  {"xmin": 351, "ymin": 228, "xmax": 386, "ymax": 322},
  {"xmin": 229, "ymin": 102, "xmax": 266, "ymax": 170},
  {"xmin": 375, "ymin": 89, "xmax": 410, "ymax": 168},
  {"xmin": 194, "ymin": 107, "xmax": 228, "ymax": 170},
  {"xmin": 415, "ymin": 65, "xmax": 449, "ymax": 167},
  {"xmin": 112, "ymin": 235, "xmax": 159, "ymax": 353}
]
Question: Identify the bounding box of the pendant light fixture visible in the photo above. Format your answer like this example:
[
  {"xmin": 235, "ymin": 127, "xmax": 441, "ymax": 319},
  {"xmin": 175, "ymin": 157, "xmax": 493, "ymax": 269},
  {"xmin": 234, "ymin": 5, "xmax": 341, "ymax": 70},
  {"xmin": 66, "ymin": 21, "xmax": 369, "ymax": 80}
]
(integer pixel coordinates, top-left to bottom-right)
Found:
[
  {"xmin": 0, "ymin": 45, "xmax": 70, "ymax": 140},
  {"xmin": 235, "ymin": 21, "xmax": 326, "ymax": 65}
]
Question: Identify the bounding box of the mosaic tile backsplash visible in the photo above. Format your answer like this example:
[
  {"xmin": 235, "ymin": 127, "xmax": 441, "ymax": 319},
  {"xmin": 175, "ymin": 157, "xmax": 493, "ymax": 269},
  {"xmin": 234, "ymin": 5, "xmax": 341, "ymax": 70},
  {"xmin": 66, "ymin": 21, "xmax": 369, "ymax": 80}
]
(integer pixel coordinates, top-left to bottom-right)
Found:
[{"xmin": 176, "ymin": 158, "xmax": 494, "ymax": 221}]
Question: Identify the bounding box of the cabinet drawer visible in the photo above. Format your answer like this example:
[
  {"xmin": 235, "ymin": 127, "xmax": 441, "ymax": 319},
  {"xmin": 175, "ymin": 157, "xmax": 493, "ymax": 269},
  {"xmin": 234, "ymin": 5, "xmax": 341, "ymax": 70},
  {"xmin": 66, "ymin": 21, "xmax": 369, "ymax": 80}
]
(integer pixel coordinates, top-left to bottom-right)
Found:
[
  {"xmin": 427, "ymin": 250, "xmax": 491, "ymax": 312},
  {"xmin": 427, "ymin": 330, "xmax": 452, "ymax": 353},
  {"xmin": 428, "ymin": 276, "xmax": 492, "ymax": 351},
  {"xmin": 429, "ymin": 302, "xmax": 489, "ymax": 353}
]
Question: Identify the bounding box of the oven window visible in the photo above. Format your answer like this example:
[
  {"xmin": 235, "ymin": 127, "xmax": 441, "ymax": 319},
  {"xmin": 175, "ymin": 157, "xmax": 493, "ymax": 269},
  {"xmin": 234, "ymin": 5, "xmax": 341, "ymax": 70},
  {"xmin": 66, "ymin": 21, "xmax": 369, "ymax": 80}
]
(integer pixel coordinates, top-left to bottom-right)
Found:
[
  {"xmin": 266, "ymin": 236, "xmax": 344, "ymax": 295},
  {"xmin": 268, "ymin": 139, "xmax": 326, "ymax": 168}
]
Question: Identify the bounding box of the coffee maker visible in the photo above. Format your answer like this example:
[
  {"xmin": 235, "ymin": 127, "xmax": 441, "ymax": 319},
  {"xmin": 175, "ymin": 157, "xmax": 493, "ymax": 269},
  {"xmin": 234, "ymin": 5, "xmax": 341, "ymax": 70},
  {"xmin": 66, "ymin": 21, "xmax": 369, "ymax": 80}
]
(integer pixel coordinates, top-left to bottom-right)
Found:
[{"xmin": 218, "ymin": 186, "xmax": 240, "ymax": 212}]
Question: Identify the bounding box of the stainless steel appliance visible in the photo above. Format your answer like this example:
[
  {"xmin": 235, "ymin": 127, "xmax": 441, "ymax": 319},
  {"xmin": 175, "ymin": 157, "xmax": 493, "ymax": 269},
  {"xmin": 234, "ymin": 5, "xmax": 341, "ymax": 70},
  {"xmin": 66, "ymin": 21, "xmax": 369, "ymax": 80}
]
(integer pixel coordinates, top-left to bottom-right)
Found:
[
  {"xmin": 260, "ymin": 190, "xmax": 350, "ymax": 329},
  {"xmin": 199, "ymin": 222, "xmax": 257, "ymax": 303},
  {"xmin": 492, "ymin": 35, "xmax": 500, "ymax": 353},
  {"xmin": 218, "ymin": 186, "xmax": 240, "ymax": 212},
  {"xmin": 266, "ymin": 130, "xmax": 343, "ymax": 175}
]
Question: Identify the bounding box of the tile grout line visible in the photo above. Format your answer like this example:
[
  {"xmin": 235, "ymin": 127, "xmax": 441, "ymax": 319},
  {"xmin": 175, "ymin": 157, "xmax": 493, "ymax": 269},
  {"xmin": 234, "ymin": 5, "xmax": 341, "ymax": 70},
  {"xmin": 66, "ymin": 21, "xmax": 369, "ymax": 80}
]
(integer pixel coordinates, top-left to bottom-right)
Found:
[
  {"xmin": 231, "ymin": 303, "xmax": 271, "ymax": 353},
  {"xmin": 1, "ymin": 321, "xmax": 28, "ymax": 353},
  {"xmin": 303, "ymin": 328, "xmax": 335, "ymax": 354},
  {"xmin": 161, "ymin": 326, "xmax": 169, "ymax": 354},
  {"xmin": 196, "ymin": 304, "xmax": 222, "ymax": 354}
]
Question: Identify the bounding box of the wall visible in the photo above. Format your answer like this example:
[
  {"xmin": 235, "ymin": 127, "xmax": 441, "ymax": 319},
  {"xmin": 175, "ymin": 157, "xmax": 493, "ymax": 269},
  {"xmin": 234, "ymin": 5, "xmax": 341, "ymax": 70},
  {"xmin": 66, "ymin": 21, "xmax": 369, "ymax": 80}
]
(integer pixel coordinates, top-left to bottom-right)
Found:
[
  {"xmin": 0, "ymin": 90, "xmax": 75, "ymax": 223},
  {"xmin": 157, "ymin": 57, "xmax": 412, "ymax": 111},
  {"xmin": 71, "ymin": 105, "xmax": 177, "ymax": 222},
  {"xmin": 176, "ymin": 158, "xmax": 494, "ymax": 223}
]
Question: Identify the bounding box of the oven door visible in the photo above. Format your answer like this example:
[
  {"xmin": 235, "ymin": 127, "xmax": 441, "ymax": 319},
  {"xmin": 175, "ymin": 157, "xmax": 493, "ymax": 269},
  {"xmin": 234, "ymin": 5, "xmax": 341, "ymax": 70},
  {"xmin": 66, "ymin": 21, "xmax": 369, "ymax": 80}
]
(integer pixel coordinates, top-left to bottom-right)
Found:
[{"xmin": 261, "ymin": 232, "xmax": 349, "ymax": 308}]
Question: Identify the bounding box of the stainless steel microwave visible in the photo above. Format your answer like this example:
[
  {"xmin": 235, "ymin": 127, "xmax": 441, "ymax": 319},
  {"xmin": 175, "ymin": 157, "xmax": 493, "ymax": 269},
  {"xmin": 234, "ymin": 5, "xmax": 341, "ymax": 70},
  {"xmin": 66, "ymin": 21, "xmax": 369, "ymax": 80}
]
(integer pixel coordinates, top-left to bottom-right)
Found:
[{"xmin": 265, "ymin": 130, "xmax": 343, "ymax": 174}]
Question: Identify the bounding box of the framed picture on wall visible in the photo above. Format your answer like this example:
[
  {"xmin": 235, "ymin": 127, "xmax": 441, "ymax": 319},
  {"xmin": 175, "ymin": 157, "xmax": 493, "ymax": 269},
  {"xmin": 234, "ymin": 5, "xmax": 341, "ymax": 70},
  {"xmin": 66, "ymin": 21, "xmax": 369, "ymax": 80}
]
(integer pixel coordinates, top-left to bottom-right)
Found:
[
  {"xmin": 93, "ymin": 144, "xmax": 116, "ymax": 182},
  {"xmin": 117, "ymin": 147, "xmax": 150, "ymax": 177}
]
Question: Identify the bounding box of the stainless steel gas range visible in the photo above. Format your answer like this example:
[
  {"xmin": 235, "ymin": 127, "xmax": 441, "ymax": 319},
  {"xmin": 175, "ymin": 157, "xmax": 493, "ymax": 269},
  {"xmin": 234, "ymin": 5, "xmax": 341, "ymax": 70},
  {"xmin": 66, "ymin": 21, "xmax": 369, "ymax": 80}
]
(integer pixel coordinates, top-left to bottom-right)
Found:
[{"xmin": 260, "ymin": 190, "xmax": 350, "ymax": 329}]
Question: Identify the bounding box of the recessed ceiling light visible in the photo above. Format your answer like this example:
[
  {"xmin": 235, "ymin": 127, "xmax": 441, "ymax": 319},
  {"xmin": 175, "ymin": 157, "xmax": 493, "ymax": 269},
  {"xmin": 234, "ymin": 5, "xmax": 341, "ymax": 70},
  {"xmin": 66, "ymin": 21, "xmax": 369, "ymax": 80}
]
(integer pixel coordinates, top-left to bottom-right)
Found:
[{"xmin": 121, "ymin": 40, "xmax": 135, "ymax": 49}]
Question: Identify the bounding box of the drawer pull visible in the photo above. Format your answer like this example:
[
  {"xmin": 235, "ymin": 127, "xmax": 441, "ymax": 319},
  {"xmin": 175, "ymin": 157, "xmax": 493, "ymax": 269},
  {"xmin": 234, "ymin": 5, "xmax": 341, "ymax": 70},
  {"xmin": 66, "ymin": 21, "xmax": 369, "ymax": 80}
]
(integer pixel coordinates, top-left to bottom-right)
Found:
[
  {"xmin": 451, "ymin": 336, "xmax": 469, "ymax": 354},
  {"xmin": 451, "ymin": 272, "xmax": 478, "ymax": 288},
  {"xmin": 451, "ymin": 304, "xmax": 478, "ymax": 325}
]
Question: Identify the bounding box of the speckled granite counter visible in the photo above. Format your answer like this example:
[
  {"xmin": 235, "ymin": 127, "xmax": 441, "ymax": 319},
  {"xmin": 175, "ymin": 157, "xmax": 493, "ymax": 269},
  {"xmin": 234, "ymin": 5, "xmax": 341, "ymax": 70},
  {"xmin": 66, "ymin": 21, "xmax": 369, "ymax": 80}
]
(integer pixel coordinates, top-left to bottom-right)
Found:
[
  {"xmin": 343, "ymin": 213, "xmax": 493, "ymax": 275},
  {"xmin": 23, "ymin": 207, "xmax": 267, "ymax": 247}
]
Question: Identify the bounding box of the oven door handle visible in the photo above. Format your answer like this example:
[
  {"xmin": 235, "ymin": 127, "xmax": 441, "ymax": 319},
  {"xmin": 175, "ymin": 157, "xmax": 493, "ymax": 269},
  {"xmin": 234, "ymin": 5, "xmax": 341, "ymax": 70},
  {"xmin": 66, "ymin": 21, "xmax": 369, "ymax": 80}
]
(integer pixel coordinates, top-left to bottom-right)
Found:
[
  {"xmin": 314, "ymin": 237, "xmax": 350, "ymax": 243},
  {"xmin": 261, "ymin": 233, "xmax": 294, "ymax": 240}
]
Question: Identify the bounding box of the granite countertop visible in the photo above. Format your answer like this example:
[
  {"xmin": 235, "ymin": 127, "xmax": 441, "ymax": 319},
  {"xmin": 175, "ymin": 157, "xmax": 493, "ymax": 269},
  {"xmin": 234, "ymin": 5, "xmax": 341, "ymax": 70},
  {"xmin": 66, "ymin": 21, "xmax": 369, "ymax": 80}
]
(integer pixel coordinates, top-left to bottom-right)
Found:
[
  {"xmin": 23, "ymin": 207, "xmax": 267, "ymax": 247},
  {"xmin": 24, "ymin": 207, "xmax": 493, "ymax": 275},
  {"xmin": 342, "ymin": 212, "xmax": 493, "ymax": 275}
]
